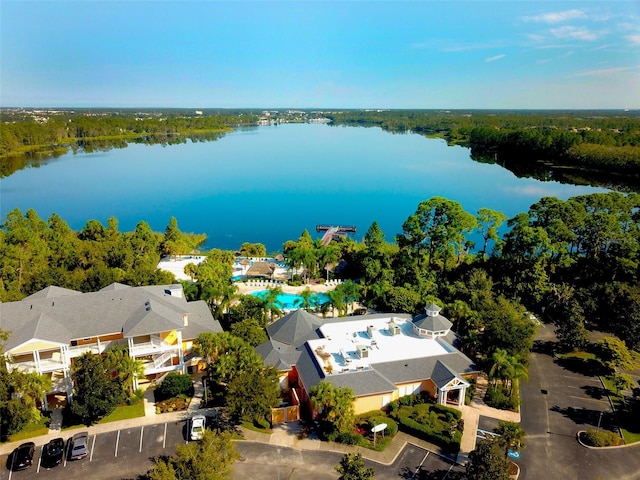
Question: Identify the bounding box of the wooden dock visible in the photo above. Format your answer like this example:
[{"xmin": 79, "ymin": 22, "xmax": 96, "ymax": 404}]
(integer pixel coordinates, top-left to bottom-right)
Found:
[{"xmin": 316, "ymin": 225, "xmax": 357, "ymax": 245}]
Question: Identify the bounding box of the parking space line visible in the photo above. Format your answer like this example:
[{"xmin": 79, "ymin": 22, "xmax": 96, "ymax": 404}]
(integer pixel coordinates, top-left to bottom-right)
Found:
[
  {"xmin": 163, "ymin": 423, "xmax": 167, "ymax": 449},
  {"xmin": 443, "ymin": 462, "xmax": 455, "ymax": 479},
  {"xmin": 115, "ymin": 430, "xmax": 120, "ymax": 458},
  {"xmin": 561, "ymin": 375, "xmax": 600, "ymax": 383},
  {"xmin": 569, "ymin": 395, "xmax": 608, "ymax": 404},
  {"xmin": 37, "ymin": 444, "xmax": 44, "ymax": 473},
  {"xmin": 140, "ymin": 426, "xmax": 144, "ymax": 453},
  {"xmin": 90, "ymin": 434, "xmax": 96, "ymax": 462},
  {"xmin": 412, "ymin": 451, "xmax": 429, "ymax": 478}
]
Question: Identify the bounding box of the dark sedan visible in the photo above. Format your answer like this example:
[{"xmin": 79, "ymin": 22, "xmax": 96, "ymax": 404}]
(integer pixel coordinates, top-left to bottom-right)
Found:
[
  {"xmin": 6, "ymin": 442, "xmax": 35, "ymax": 471},
  {"xmin": 42, "ymin": 437, "xmax": 65, "ymax": 468}
]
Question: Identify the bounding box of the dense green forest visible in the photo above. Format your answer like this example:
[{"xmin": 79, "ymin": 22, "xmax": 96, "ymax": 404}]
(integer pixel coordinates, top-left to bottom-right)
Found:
[
  {"xmin": 2, "ymin": 192, "xmax": 639, "ymax": 353},
  {"xmin": 326, "ymin": 110, "xmax": 640, "ymax": 191},
  {"xmin": 2, "ymin": 192, "xmax": 639, "ymax": 438},
  {"xmin": 0, "ymin": 109, "xmax": 259, "ymax": 176}
]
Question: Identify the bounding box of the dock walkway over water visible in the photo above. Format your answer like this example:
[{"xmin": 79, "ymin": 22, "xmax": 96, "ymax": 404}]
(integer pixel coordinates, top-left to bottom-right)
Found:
[{"xmin": 316, "ymin": 224, "xmax": 356, "ymax": 245}]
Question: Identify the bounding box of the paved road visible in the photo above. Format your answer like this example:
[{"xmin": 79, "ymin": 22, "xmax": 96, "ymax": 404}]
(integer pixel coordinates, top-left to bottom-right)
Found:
[{"xmin": 517, "ymin": 324, "xmax": 640, "ymax": 480}]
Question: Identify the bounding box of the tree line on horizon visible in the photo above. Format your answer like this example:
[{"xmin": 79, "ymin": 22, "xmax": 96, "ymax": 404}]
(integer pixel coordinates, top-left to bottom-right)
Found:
[
  {"xmin": 2, "ymin": 109, "xmax": 640, "ymax": 190},
  {"xmin": 326, "ymin": 110, "xmax": 640, "ymax": 190},
  {"xmin": 0, "ymin": 111, "xmax": 259, "ymax": 168}
]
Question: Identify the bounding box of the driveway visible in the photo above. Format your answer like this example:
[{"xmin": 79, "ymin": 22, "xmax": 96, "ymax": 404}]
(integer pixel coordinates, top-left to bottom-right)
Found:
[{"xmin": 517, "ymin": 324, "xmax": 640, "ymax": 480}]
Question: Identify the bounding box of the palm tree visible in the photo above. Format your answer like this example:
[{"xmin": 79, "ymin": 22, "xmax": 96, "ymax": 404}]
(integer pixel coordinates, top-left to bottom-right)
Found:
[
  {"xmin": 263, "ymin": 286, "xmax": 283, "ymax": 322},
  {"xmin": 217, "ymin": 283, "xmax": 238, "ymax": 321},
  {"xmin": 505, "ymin": 356, "xmax": 529, "ymax": 396},
  {"xmin": 294, "ymin": 287, "xmax": 315, "ymax": 312},
  {"xmin": 327, "ymin": 289, "xmax": 345, "ymax": 317},
  {"xmin": 105, "ymin": 345, "xmax": 145, "ymax": 396},
  {"xmin": 495, "ymin": 420, "xmax": 526, "ymax": 459},
  {"xmin": 335, "ymin": 280, "xmax": 360, "ymax": 315},
  {"xmin": 11, "ymin": 371, "xmax": 51, "ymax": 410},
  {"xmin": 489, "ymin": 348, "xmax": 511, "ymax": 388},
  {"xmin": 184, "ymin": 262, "xmax": 198, "ymax": 281}
]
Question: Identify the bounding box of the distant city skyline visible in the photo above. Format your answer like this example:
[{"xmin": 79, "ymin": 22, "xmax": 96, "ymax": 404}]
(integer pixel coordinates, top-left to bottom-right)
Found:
[{"xmin": 2, "ymin": 1, "xmax": 639, "ymax": 109}]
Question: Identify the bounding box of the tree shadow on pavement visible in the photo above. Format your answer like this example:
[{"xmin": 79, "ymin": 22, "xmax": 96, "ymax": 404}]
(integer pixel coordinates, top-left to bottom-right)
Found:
[
  {"xmin": 550, "ymin": 405, "xmax": 615, "ymax": 430},
  {"xmin": 555, "ymin": 357, "xmax": 607, "ymax": 377},
  {"xmin": 416, "ymin": 468, "xmax": 465, "ymax": 479},
  {"xmin": 532, "ymin": 340, "xmax": 557, "ymax": 356},
  {"xmin": 581, "ymin": 385, "xmax": 607, "ymax": 400}
]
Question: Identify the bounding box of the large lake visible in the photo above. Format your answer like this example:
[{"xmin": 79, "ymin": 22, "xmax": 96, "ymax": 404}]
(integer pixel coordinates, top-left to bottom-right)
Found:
[{"xmin": 1, "ymin": 123, "xmax": 609, "ymax": 252}]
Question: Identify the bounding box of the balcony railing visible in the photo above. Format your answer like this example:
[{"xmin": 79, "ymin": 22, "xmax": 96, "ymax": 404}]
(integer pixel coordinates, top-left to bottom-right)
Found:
[
  {"xmin": 130, "ymin": 340, "xmax": 178, "ymax": 357},
  {"xmin": 9, "ymin": 358, "xmax": 67, "ymax": 374},
  {"xmin": 67, "ymin": 339, "xmax": 126, "ymax": 358}
]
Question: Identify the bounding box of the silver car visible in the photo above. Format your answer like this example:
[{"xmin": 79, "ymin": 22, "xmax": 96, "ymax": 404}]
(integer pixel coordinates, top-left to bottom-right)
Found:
[{"xmin": 68, "ymin": 432, "xmax": 89, "ymax": 460}]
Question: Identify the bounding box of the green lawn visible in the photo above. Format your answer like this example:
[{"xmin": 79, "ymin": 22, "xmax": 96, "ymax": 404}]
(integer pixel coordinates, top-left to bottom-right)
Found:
[
  {"xmin": 7, "ymin": 416, "xmax": 50, "ymax": 442},
  {"xmin": 556, "ymin": 351, "xmax": 597, "ymax": 361},
  {"xmin": 600, "ymin": 376, "xmax": 640, "ymax": 444},
  {"xmin": 98, "ymin": 401, "xmax": 145, "ymax": 424}
]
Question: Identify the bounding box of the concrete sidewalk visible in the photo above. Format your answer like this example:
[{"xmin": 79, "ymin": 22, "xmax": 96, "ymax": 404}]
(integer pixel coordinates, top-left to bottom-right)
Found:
[{"xmin": 457, "ymin": 373, "xmax": 521, "ymax": 463}]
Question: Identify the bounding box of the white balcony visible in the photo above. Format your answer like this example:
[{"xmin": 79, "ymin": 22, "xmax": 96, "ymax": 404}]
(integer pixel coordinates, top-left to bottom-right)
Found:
[
  {"xmin": 67, "ymin": 339, "xmax": 126, "ymax": 358},
  {"xmin": 9, "ymin": 358, "xmax": 67, "ymax": 374},
  {"xmin": 130, "ymin": 339, "xmax": 179, "ymax": 357}
]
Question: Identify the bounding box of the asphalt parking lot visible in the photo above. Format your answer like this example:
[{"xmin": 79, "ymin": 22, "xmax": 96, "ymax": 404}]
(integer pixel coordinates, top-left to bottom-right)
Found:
[
  {"xmin": 517, "ymin": 325, "xmax": 640, "ymax": 480},
  {"xmin": 3, "ymin": 418, "xmax": 464, "ymax": 480},
  {"xmin": 1, "ymin": 420, "xmax": 189, "ymax": 480},
  {"xmin": 233, "ymin": 441, "xmax": 465, "ymax": 480}
]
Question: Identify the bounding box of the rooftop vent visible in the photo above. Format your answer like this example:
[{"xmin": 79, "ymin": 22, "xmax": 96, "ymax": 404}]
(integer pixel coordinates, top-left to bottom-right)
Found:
[
  {"xmin": 388, "ymin": 321, "xmax": 400, "ymax": 336},
  {"xmin": 356, "ymin": 344, "xmax": 368, "ymax": 359}
]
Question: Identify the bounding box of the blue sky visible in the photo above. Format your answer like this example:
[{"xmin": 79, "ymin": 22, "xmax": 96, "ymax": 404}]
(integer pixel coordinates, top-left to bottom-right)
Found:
[{"xmin": 2, "ymin": 1, "xmax": 639, "ymax": 109}]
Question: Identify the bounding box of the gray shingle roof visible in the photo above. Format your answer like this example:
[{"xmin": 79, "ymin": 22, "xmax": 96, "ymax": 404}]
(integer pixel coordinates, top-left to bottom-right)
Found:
[
  {"xmin": 24, "ymin": 286, "xmax": 82, "ymax": 299},
  {"xmin": 255, "ymin": 339, "xmax": 302, "ymax": 371},
  {"xmin": 1, "ymin": 284, "xmax": 220, "ymax": 351},
  {"xmin": 412, "ymin": 313, "xmax": 453, "ymax": 332},
  {"xmin": 266, "ymin": 309, "xmax": 324, "ymax": 346}
]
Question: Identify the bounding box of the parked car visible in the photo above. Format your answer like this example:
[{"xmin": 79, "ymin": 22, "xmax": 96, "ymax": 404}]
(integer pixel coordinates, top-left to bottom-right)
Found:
[
  {"xmin": 42, "ymin": 437, "xmax": 65, "ymax": 468},
  {"xmin": 6, "ymin": 442, "xmax": 35, "ymax": 471},
  {"xmin": 190, "ymin": 414, "xmax": 206, "ymax": 440},
  {"xmin": 68, "ymin": 432, "xmax": 89, "ymax": 460}
]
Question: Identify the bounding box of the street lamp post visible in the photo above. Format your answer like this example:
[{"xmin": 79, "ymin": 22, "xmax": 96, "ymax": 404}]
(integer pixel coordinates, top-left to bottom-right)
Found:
[{"xmin": 597, "ymin": 411, "xmax": 604, "ymax": 433}]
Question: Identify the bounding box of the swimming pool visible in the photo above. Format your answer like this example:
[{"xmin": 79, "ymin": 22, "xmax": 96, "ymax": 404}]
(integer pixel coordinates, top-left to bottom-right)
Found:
[{"xmin": 250, "ymin": 290, "xmax": 330, "ymax": 310}]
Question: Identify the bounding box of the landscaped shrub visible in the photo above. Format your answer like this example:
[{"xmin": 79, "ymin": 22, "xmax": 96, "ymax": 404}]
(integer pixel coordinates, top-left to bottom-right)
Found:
[
  {"xmin": 155, "ymin": 372, "xmax": 194, "ymax": 401},
  {"xmin": 335, "ymin": 431, "xmax": 365, "ymax": 445},
  {"xmin": 395, "ymin": 415, "xmax": 461, "ymax": 453},
  {"xmin": 253, "ymin": 416, "xmax": 271, "ymax": 430},
  {"xmin": 389, "ymin": 402, "xmax": 462, "ymax": 453},
  {"xmin": 430, "ymin": 403, "xmax": 462, "ymax": 421},
  {"xmin": 485, "ymin": 383, "xmax": 519, "ymax": 411},
  {"xmin": 360, "ymin": 415, "xmax": 398, "ymax": 437},
  {"xmin": 581, "ymin": 429, "xmax": 624, "ymax": 447}
]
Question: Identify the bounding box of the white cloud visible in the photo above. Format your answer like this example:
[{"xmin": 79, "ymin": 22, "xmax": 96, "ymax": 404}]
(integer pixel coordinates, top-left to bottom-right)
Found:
[
  {"xmin": 627, "ymin": 34, "xmax": 640, "ymax": 46},
  {"xmin": 485, "ymin": 54, "xmax": 506, "ymax": 62},
  {"xmin": 570, "ymin": 66, "xmax": 634, "ymax": 78},
  {"xmin": 524, "ymin": 9, "xmax": 586, "ymax": 24},
  {"xmin": 550, "ymin": 26, "xmax": 599, "ymax": 41},
  {"xmin": 525, "ymin": 33, "xmax": 546, "ymax": 43}
]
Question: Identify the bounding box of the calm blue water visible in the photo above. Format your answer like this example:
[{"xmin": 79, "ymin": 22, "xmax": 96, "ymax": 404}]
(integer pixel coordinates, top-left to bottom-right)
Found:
[
  {"xmin": 0, "ymin": 123, "xmax": 608, "ymax": 251},
  {"xmin": 250, "ymin": 290, "xmax": 330, "ymax": 310}
]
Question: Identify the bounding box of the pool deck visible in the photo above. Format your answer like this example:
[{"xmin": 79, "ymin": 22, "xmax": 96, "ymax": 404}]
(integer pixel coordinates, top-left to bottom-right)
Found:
[{"xmin": 235, "ymin": 281, "xmax": 336, "ymax": 295}]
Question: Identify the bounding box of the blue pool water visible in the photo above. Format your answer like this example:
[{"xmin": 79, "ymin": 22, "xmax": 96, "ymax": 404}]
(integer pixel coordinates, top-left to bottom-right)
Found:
[{"xmin": 250, "ymin": 290, "xmax": 330, "ymax": 310}]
